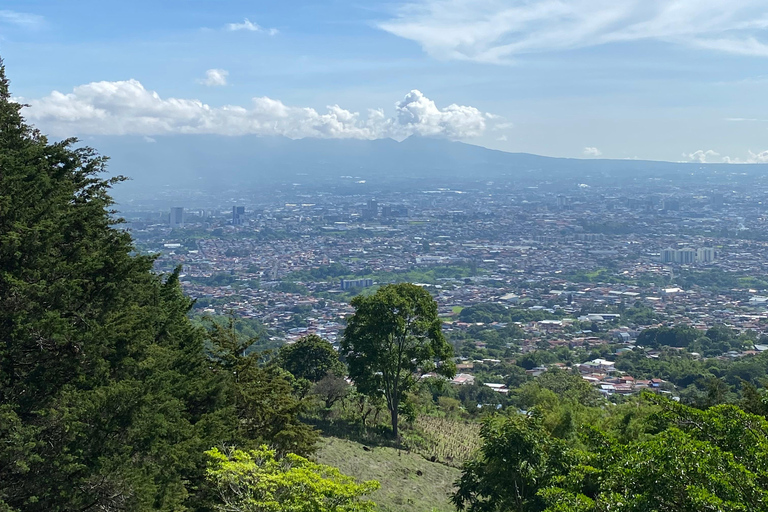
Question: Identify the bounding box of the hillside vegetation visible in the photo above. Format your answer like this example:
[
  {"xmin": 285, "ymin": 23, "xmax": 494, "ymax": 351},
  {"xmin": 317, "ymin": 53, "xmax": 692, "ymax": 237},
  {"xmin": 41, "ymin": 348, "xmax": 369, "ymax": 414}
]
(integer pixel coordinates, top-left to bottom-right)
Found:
[{"xmin": 316, "ymin": 437, "xmax": 460, "ymax": 512}]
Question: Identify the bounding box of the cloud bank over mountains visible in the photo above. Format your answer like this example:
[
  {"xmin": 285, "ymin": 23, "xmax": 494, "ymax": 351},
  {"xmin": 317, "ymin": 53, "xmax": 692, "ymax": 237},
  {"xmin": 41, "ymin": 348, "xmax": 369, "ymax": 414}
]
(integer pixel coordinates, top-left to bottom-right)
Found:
[
  {"xmin": 21, "ymin": 80, "xmax": 498, "ymax": 140},
  {"xmin": 380, "ymin": 0, "xmax": 768, "ymax": 63}
]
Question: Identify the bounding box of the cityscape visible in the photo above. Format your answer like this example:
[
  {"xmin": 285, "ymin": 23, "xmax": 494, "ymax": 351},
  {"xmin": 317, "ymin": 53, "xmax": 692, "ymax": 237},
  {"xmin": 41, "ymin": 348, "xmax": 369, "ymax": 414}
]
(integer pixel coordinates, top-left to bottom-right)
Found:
[{"xmin": 118, "ymin": 164, "xmax": 768, "ymax": 400}]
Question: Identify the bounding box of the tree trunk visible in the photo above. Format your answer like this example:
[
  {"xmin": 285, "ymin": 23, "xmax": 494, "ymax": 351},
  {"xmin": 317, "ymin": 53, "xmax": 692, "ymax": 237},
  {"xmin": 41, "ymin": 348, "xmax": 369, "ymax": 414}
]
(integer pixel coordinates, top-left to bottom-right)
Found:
[{"xmin": 390, "ymin": 405, "xmax": 399, "ymax": 438}]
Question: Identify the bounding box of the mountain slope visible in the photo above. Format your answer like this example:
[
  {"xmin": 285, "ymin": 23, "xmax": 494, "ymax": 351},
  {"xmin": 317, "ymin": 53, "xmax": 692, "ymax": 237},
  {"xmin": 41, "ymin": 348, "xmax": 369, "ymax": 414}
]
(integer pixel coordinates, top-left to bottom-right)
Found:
[{"xmin": 79, "ymin": 134, "xmax": 758, "ymax": 192}]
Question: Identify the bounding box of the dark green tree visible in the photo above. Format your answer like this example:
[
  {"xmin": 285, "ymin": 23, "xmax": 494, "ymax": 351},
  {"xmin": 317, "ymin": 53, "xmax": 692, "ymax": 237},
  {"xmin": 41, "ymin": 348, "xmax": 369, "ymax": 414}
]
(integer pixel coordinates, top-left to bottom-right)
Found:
[
  {"xmin": 276, "ymin": 334, "xmax": 345, "ymax": 382},
  {"xmin": 206, "ymin": 317, "xmax": 319, "ymax": 456},
  {"xmin": 453, "ymin": 413, "xmax": 582, "ymax": 512},
  {"xmin": 341, "ymin": 283, "xmax": 455, "ymax": 437},
  {"xmin": 0, "ymin": 60, "xmax": 233, "ymax": 510}
]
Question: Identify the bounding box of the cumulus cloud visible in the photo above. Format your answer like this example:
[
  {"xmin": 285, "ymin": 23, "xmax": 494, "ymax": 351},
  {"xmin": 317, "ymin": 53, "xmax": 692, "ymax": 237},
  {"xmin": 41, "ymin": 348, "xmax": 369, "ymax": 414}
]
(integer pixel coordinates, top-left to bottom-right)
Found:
[
  {"xmin": 22, "ymin": 79, "xmax": 500, "ymax": 140},
  {"xmin": 198, "ymin": 69, "xmax": 228, "ymax": 87},
  {"xmin": 748, "ymin": 150, "xmax": 768, "ymax": 163},
  {"xmin": 686, "ymin": 149, "xmax": 721, "ymax": 163},
  {"xmin": 583, "ymin": 147, "xmax": 602, "ymax": 157},
  {"xmin": 226, "ymin": 18, "xmax": 278, "ymax": 35},
  {"xmin": 379, "ymin": 0, "xmax": 768, "ymax": 63}
]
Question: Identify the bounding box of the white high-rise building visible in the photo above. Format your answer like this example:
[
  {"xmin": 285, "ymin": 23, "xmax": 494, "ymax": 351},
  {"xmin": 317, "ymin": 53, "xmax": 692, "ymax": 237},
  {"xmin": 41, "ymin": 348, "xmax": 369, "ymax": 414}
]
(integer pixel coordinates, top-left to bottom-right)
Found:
[
  {"xmin": 697, "ymin": 247, "xmax": 716, "ymax": 263},
  {"xmin": 660, "ymin": 247, "xmax": 715, "ymax": 264},
  {"xmin": 676, "ymin": 248, "xmax": 697, "ymax": 264},
  {"xmin": 661, "ymin": 248, "xmax": 676, "ymax": 263}
]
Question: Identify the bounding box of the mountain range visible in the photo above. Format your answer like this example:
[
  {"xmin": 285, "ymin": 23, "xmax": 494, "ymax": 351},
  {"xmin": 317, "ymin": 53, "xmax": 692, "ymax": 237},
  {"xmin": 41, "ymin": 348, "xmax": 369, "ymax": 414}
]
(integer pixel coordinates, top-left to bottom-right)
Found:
[{"xmin": 80, "ymin": 135, "xmax": 755, "ymax": 194}]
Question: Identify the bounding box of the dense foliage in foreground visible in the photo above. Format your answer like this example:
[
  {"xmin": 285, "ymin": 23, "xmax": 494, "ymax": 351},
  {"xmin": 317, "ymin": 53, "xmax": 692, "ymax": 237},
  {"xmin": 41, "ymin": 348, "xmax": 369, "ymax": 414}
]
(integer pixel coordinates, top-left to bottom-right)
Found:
[
  {"xmin": 0, "ymin": 62, "xmax": 317, "ymax": 511},
  {"xmin": 454, "ymin": 393, "xmax": 768, "ymax": 512}
]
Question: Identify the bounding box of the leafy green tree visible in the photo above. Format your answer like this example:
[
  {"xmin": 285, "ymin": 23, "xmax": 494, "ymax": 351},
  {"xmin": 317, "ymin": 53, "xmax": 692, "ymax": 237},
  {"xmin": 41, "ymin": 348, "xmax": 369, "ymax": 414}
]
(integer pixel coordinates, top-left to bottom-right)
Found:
[
  {"xmin": 455, "ymin": 394, "xmax": 768, "ymax": 512},
  {"xmin": 205, "ymin": 446, "xmax": 379, "ymax": 512},
  {"xmin": 0, "ymin": 60, "xmax": 233, "ymax": 511},
  {"xmin": 534, "ymin": 368, "xmax": 601, "ymax": 408},
  {"xmin": 453, "ymin": 413, "xmax": 583, "ymax": 512},
  {"xmin": 313, "ymin": 373, "xmax": 351, "ymax": 409},
  {"xmin": 276, "ymin": 334, "xmax": 345, "ymax": 382},
  {"xmin": 636, "ymin": 324, "xmax": 699, "ymax": 349},
  {"xmin": 341, "ymin": 283, "xmax": 455, "ymax": 437}
]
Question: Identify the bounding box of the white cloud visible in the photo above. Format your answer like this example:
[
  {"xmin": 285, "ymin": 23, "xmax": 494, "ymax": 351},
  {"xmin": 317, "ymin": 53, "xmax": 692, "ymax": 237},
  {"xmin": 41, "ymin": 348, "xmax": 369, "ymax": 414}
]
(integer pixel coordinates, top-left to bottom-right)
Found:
[
  {"xmin": 686, "ymin": 149, "xmax": 720, "ymax": 163},
  {"xmin": 685, "ymin": 149, "xmax": 768, "ymax": 164},
  {"xmin": 379, "ymin": 0, "xmax": 768, "ymax": 63},
  {"xmin": 583, "ymin": 146, "xmax": 602, "ymax": 157},
  {"xmin": 0, "ymin": 10, "xmax": 44, "ymax": 29},
  {"xmin": 22, "ymin": 80, "xmax": 500, "ymax": 140},
  {"xmin": 198, "ymin": 69, "xmax": 228, "ymax": 87},
  {"xmin": 226, "ymin": 18, "xmax": 277, "ymax": 34},
  {"xmin": 748, "ymin": 150, "xmax": 768, "ymax": 163}
]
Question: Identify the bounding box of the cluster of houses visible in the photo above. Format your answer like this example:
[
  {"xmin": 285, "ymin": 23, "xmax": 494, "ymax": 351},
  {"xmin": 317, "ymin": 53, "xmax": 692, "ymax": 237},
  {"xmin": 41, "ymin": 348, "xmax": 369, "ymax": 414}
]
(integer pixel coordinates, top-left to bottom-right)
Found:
[{"xmin": 447, "ymin": 357, "xmax": 667, "ymax": 397}]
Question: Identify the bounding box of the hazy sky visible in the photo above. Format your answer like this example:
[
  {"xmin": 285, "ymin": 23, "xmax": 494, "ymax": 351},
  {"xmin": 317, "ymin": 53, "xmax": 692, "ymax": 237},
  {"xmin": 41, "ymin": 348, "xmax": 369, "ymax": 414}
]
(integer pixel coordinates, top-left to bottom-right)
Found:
[{"xmin": 3, "ymin": 0, "xmax": 768, "ymax": 162}]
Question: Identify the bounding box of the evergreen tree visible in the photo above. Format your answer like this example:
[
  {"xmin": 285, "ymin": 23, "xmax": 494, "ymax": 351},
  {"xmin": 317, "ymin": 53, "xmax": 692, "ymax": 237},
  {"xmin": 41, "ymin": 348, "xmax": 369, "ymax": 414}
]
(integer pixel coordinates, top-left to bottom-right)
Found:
[
  {"xmin": 206, "ymin": 317, "xmax": 319, "ymax": 457},
  {"xmin": 0, "ymin": 59, "xmax": 232, "ymax": 511}
]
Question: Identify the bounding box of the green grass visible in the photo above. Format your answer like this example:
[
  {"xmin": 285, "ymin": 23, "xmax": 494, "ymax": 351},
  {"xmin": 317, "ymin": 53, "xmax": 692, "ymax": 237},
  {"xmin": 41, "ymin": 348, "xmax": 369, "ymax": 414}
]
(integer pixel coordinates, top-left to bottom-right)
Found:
[
  {"xmin": 315, "ymin": 436, "xmax": 461, "ymax": 512},
  {"xmin": 451, "ymin": 306, "xmax": 464, "ymax": 314}
]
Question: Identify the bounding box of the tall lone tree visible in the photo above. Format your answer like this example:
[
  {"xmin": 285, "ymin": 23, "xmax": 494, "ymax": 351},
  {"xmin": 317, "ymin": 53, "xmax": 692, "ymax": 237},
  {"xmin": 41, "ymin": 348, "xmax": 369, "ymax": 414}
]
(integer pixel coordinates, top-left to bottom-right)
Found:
[{"xmin": 341, "ymin": 283, "xmax": 455, "ymax": 437}]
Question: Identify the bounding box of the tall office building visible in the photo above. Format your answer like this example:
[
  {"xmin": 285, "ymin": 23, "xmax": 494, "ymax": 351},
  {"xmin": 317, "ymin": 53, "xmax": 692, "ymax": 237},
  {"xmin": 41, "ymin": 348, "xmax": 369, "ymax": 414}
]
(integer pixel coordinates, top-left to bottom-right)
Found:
[
  {"xmin": 170, "ymin": 207, "xmax": 184, "ymax": 227},
  {"xmin": 676, "ymin": 248, "xmax": 696, "ymax": 263},
  {"xmin": 232, "ymin": 206, "xmax": 245, "ymax": 225},
  {"xmin": 362, "ymin": 199, "xmax": 378, "ymax": 220}
]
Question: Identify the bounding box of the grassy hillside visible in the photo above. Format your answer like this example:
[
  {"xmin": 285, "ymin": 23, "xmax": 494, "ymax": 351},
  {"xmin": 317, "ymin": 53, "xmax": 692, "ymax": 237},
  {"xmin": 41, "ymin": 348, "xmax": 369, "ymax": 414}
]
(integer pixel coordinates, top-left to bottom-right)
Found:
[{"xmin": 315, "ymin": 437, "xmax": 461, "ymax": 512}]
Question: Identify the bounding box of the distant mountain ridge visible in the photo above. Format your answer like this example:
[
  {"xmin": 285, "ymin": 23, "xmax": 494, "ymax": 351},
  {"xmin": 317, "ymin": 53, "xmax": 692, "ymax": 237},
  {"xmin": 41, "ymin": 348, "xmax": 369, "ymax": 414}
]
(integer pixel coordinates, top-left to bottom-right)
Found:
[{"xmin": 80, "ymin": 134, "xmax": 756, "ymax": 191}]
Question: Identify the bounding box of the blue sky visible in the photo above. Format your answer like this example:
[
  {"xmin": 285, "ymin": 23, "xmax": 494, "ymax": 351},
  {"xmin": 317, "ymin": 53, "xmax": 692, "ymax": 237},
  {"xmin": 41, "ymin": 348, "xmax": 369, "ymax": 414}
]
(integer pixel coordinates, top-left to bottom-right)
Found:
[{"xmin": 3, "ymin": 0, "xmax": 768, "ymax": 162}]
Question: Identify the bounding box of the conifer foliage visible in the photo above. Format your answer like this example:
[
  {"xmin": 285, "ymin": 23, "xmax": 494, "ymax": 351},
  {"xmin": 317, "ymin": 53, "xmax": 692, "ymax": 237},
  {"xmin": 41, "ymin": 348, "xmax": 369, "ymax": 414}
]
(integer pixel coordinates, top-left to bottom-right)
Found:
[
  {"xmin": 0, "ymin": 60, "xmax": 324, "ymax": 511},
  {"xmin": 0, "ymin": 60, "xmax": 230, "ymax": 511}
]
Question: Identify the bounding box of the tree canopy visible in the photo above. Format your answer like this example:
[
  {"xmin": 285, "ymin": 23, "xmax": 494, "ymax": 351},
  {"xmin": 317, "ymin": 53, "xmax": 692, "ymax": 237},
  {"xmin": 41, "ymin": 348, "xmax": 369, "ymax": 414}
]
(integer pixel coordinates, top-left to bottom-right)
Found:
[
  {"xmin": 341, "ymin": 283, "xmax": 455, "ymax": 436},
  {"xmin": 0, "ymin": 59, "xmax": 237, "ymax": 510},
  {"xmin": 276, "ymin": 334, "xmax": 345, "ymax": 382},
  {"xmin": 454, "ymin": 393, "xmax": 768, "ymax": 512},
  {"xmin": 205, "ymin": 446, "xmax": 379, "ymax": 512}
]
